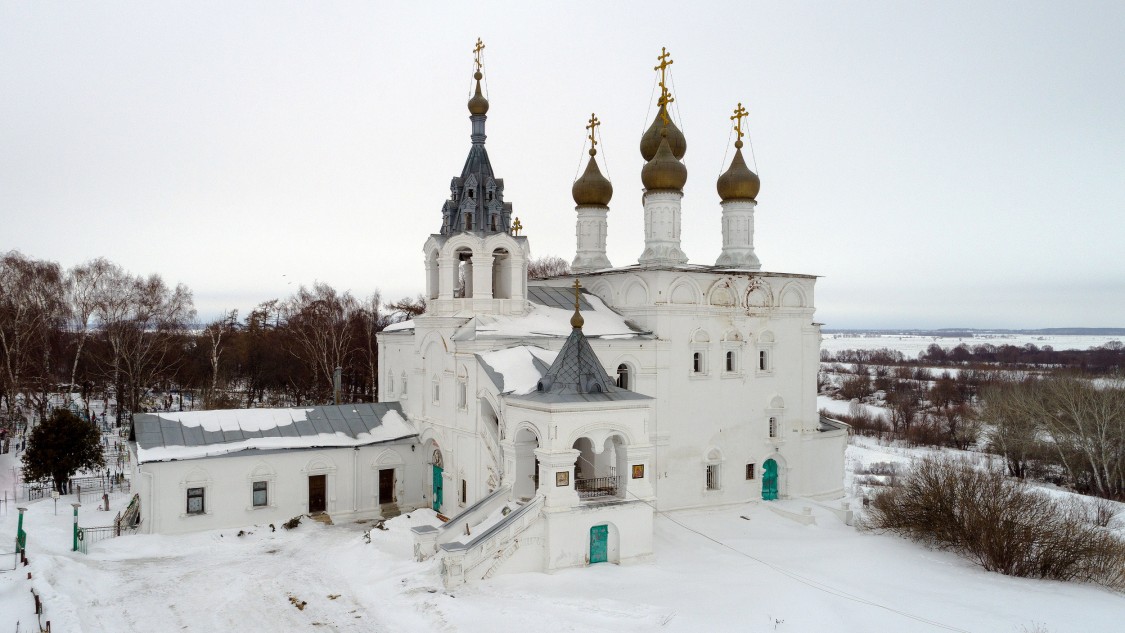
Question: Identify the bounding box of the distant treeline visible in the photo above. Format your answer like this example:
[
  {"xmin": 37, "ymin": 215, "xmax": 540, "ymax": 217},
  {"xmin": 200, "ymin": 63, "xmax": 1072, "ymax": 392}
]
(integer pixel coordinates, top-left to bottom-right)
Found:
[
  {"xmin": 822, "ymin": 341, "xmax": 1124, "ymax": 375},
  {"xmin": 0, "ymin": 250, "xmax": 425, "ymax": 420}
]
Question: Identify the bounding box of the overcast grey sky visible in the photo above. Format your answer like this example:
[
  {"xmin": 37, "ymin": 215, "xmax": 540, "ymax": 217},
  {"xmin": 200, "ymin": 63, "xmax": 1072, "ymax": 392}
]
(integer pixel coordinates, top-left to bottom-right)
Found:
[{"xmin": 3, "ymin": 1, "xmax": 1123, "ymax": 329}]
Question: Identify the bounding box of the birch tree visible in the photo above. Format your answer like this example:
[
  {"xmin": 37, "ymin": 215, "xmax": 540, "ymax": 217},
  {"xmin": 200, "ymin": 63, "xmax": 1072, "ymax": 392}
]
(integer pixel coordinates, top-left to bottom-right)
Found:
[
  {"xmin": 281, "ymin": 283, "xmax": 360, "ymax": 401},
  {"xmin": 0, "ymin": 251, "xmax": 66, "ymax": 416}
]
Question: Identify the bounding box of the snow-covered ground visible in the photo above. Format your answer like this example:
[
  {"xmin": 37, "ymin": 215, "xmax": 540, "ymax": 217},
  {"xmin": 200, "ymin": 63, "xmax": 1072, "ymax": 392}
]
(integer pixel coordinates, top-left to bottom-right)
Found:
[
  {"xmin": 3, "ymin": 439, "xmax": 1122, "ymax": 633},
  {"xmin": 821, "ymin": 333, "xmax": 1121, "ymax": 356}
]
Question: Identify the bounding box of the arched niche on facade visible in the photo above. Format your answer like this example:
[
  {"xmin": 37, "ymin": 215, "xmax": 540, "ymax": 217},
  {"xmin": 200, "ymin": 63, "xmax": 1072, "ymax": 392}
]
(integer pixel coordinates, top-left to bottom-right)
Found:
[
  {"xmin": 779, "ymin": 282, "xmax": 807, "ymax": 308},
  {"xmin": 622, "ymin": 277, "xmax": 650, "ymax": 307},
  {"xmin": 669, "ymin": 276, "xmax": 701, "ymax": 305},
  {"xmin": 745, "ymin": 279, "xmax": 774, "ymax": 308},
  {"xmin": 708, "ymin": 280, "xmax": 737, "ymax": 306}
]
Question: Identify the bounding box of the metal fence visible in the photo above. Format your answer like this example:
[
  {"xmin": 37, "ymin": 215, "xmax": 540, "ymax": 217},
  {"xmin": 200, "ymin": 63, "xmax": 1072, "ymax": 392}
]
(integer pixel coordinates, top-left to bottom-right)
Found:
[{"xmin": 76, "ymin": 494, "xmax": 141, "ymax": 555}]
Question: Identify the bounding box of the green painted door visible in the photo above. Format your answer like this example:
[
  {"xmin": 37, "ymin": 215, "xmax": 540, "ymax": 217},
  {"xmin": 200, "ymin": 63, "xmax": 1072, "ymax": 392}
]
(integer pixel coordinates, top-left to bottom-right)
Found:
[
  {"xmin": 762, "ymin": 459, "xmax": 778, "ymax": 500},
  {"xmin": 432, "ymin": 465, "xmax": 443, "ymax": 511},
  {"xmin": 589, "ymin": 524, "xmax": 608, "ymax": 564}
]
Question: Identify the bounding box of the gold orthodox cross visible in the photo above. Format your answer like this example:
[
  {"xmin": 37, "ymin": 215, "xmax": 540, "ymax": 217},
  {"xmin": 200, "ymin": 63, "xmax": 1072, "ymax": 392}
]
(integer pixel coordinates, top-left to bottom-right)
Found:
[
  {"xmin": 654, "ymin": 47, "xmax": 674, "ymax": 125},
  {"xmin": 474, "ymin": 38, "xmax": 486, "ymax": 71},
  {"xmin": 510, "ymin": 217, "xmax": 522, "ymax": 235},
  {"xmin": 586, "ymin": 113, "xmax": 601, "ymax": 149},
  {"xmin": 731, "ymin": 102, "xmax": 748, "ymax": 141}
]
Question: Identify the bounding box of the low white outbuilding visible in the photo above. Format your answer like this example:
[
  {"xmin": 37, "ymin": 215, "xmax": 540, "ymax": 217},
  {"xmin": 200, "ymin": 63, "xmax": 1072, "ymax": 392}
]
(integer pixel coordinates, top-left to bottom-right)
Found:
[{"xmin": 131, "ymin": 403, "xmax": 422, "ymax": 535}]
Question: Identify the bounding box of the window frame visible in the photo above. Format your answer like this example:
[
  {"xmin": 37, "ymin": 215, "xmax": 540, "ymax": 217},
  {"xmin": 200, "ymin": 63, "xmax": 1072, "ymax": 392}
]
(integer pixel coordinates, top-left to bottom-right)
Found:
[
  {"xmin": 252, "ymin": 480, "xmax": 268, "ymax": 507},
  {"xmin": 186, "ymin": 487, "xmax": 205, "ymax": 515},
  {"xmin": 705, "ymin": 464, "xmax": 721, "ymax": 491},
  {"xmin": 746, "ymin": 463, "xmax": 756, "ymax": 480}
]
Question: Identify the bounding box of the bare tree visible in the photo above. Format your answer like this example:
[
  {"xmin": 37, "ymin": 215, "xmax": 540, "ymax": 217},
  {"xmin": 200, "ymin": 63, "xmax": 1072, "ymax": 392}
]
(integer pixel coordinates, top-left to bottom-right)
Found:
[
  {"xmin": 354, "ymin": 292, "xmax": 391, "ymax": 400},
  {"xmin": 95, "ymin": 267, "xmax": 195, "ymax": 424},
  {"xmin": 1037, "ymin": 378, "xmax": 1125, "ymax": 499},
  {"xmin": 0, "ymin": 251, "xmax": 66, "ymax": 416},
  {"xmin": 202, "ymin": 310, "xmax": 238, "ymax": 408},
  {"xmin": 64, "ymin": 257, "xmax": 113, "ymax": 391},
  {"xmin": 527, "ymin": 256, "xmax": 571, "ymax": 280},
  {"xmin": 386, "ymin": 294, "xmax": 427, "ymax": 323},
  {"xmin": 281, "ymin": 283, "xmax": 360, "ymax": 400}
]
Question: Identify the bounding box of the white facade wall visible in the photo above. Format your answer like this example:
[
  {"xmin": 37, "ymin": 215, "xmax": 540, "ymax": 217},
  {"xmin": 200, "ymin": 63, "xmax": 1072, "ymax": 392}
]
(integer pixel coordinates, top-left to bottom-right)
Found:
[
  {"xmin": 135, "ymin": 442, "xmax": 423, "ymax": 535},
  {"xmin": 379, "ymin": 268, "xmax": 845, "ymax": 518}
]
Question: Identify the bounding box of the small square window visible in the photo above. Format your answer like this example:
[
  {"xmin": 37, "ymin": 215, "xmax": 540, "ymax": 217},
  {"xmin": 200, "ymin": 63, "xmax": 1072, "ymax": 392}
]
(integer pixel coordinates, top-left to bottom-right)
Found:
[
  {"xmin": 746, "ymin": 463, "xmax": 756, "ymax": 480},
  {"xmin": 253, "ymin": 481, "xmax": 268, "ymax": 507},
  {"xmin": 187, "ymin": 487, "xmax": 205, "ymax": 515}
]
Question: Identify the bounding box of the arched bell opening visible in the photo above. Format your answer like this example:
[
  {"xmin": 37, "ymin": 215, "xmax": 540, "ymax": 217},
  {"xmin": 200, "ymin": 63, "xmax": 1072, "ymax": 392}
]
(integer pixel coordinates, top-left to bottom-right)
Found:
[
  {"xmin": 491, "ymin": 248, "xmax": 511, "ymax": 299},
  {"xmin": 453, "ymin": 247, "xmax": 473, "ymax": 299}
]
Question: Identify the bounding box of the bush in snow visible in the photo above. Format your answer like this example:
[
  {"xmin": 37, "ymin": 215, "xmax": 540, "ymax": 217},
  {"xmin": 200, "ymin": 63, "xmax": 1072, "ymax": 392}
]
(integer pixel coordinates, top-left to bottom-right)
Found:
[{"xmin": 863, "ymin": 458, "xmax": 1125, "ymax": 589}]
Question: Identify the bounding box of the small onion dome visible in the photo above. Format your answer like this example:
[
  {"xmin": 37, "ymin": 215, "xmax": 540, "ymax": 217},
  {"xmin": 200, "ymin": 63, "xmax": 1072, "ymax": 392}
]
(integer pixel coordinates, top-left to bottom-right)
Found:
[
  {"xmin": 639, "ymin": 107, "xmax": 686, "ymax": 161},
  {"xmin": 468, "ymin": 71, "xmax": 489, "ymax": 115},
  {"xmin": 572, "ymin": 149, "xmax": 613, "ymax": 206},
  {"xmin": 641, "ymin": 131, "xmax": 688, "ymax": 191},
  {"xmin": 716, "ymin": 141, "xmax": 760, "ymax": 201}
]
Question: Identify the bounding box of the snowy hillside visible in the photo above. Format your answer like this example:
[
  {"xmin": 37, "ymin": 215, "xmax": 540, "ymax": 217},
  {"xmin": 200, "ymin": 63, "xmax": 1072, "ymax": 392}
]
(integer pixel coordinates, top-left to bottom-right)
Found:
[{"xmin": 2, "ymin": 440, "xmax": 1121, "ymax": 633}]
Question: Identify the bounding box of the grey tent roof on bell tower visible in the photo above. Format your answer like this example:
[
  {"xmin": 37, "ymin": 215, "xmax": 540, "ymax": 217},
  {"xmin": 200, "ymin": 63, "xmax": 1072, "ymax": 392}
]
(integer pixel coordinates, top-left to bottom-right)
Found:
[{"xmin": 439, "ymin": 70, "xmax": 515, "ymax": 236}]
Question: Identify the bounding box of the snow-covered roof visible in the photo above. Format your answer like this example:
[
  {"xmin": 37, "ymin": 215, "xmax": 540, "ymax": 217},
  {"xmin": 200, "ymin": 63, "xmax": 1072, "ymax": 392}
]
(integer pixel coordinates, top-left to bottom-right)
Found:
[
  {"xmin": 134, "ymin": 403, "xmax": 415, "ymax": 463},
  {"xmin": 476, "ymin": 346, "xmax": 558, "ymax": 395},
  {"xmin": 383, "ymin": 286, "xmax": 648, "ymax": 340}
]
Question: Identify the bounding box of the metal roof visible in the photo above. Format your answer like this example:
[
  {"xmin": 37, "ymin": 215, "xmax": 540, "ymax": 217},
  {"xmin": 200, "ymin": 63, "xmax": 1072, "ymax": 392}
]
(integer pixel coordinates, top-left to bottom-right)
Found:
[
  {"xmin": 511, "ymin": 327, "xmax": 651, "ymax": 404},
  {"xmin": 134, "ymin": 402, "xmax": 412, "ymax": 452},
  {"xmin": 527, "ymin": 284, "xmax": 592, "ymax": 311}
]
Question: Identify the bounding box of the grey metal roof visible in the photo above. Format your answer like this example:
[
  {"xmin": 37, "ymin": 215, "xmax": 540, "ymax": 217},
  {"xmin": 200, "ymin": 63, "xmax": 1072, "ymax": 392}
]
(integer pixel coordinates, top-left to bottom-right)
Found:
[
  {"xmin": 512, "ymin": 327, "xmax": 651, "ymax": 404},
  {"xmin": 528, "ymin": 284, "xmax": 592, "ymax": 311},
  {"xmin": 134, "ymin": 402, "xmax": 412, "ymax": 452}
]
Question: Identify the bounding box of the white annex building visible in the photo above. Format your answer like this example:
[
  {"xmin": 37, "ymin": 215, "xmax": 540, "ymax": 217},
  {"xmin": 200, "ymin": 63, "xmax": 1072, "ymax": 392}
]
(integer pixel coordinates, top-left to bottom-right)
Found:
[{"xmin": 129, "ymin": 47, "xmax": 847, "ymax": 587}]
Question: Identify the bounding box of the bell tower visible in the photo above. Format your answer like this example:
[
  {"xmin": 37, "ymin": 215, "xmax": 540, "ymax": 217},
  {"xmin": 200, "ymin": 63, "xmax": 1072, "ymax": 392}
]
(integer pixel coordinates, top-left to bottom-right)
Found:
[{"xmin": 423, "ymin": 40, "xmax": 529, "ymax": 317}]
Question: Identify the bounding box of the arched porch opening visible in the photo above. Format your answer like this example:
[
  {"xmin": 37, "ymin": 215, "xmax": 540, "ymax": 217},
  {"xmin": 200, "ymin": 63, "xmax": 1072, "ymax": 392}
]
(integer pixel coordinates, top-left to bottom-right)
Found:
[
  {"xmin": 513, "ymin": 427, "xmax": 540, "ymax": 500},
  {"xmin": 573, "ymin": 434, "xmax": 627, "ymax": 500}
]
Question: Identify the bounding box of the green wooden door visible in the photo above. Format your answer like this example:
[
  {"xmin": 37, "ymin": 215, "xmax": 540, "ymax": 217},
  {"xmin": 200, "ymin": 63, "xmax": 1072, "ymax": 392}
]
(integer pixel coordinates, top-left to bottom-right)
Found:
[
  {"xmin": 762, "ymin": 459, "xmax": 778, "ymax": 500},
  {"xmin": 589, "ymin": 524, "xmax": 608, "ymax": 564},
  {"xmin": 432, "ymin": 464, "xmax": 443, "ymax": 511}
]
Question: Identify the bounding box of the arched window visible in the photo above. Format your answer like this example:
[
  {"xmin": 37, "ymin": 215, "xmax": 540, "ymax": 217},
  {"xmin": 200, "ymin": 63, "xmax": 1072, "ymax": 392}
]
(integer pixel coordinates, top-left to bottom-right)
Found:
[
  {"xmin": 769, "ymin": 416, "xmax": 779, "ymax": 438},
  {"xmin": 725, "ymin": 351, "xmax": 735, "ymax": 372},
  {"xmin": 616, "ymin": 364, "xmax": 630, "ymax": 390},
  {"xmin": 692, "ymin": 352, "xmax": 703, "ymax": 374}
]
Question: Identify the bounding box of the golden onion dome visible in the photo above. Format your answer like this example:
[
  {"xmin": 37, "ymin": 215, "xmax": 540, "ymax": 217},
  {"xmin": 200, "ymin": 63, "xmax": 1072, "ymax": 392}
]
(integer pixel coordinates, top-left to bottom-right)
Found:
[
  {"xmin": 639, "ymin": 107, "xmax": 686, "ymax": 161},
  {"xmin": 572, "ymin": 149, "xmax": 613, "ymax": 206},
  {"xmin": 716, "ymin": 141, "xmax": 760, "ymax": 201},
  {"xmin": 641, "ymin": 131, "xmax": 688, "ymax": 191},
  {"xmin": 467, "ymin": 71, "xmax": 489, "ymax": 115}
]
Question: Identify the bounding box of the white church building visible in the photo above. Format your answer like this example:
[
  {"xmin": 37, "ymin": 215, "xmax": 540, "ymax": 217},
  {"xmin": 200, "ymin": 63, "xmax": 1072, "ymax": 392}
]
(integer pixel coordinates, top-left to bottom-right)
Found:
[
  {"xmin": 383, "ymin": 49, "xmax": 847, "ymax": 586},
  {"xmin": 128, "ymin": 47, "xmax": 846, "ymax": 587}
]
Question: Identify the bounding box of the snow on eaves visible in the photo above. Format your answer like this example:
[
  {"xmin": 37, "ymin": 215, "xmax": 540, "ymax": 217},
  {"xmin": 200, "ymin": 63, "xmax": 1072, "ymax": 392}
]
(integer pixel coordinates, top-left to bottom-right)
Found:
[{"xmin": 134, "ymin": 403, "xmax": 416, "ymax": 463}]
